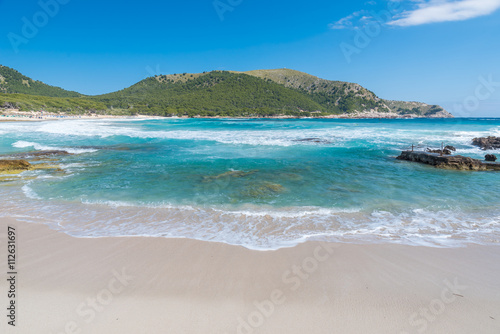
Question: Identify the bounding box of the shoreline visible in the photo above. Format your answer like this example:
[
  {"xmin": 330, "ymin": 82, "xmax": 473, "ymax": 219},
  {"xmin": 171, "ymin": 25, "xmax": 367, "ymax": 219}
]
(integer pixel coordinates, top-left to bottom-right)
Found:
[
  {"xmin": 0, "ymin": 109, "xmax": 166, "ymax": 121},
  {"xmin": 0, "ymin": 115, "xmax": 457, "ymax": 122},
  {"xmin": 1, "ymin": 218, "xmax": 499, "ymax": 333},
  {"xmin": 0, "ymin": 109, "xmax": 455, "ymax": 121}
]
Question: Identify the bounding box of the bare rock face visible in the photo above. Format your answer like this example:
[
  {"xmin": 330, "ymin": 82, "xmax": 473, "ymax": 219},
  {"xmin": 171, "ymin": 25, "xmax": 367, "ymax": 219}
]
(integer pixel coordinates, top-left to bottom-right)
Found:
[
  {"xmin": 397, "ymin": 151, "xmax": 500, "ymax": 171},
  {"xmin": 485, "ymin": 154, "xmax": 497, "ymax": 162},
  {"xmin": 472, "ymin": 137, "xmax": 500, "ymax": 150}
]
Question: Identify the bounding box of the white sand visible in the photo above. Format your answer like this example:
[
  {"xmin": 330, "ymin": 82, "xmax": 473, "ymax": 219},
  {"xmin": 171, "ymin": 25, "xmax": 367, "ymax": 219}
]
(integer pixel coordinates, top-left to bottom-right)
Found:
[{"xmin": 0, "ymin": 218, "xmax": 499, "ymax": 334}]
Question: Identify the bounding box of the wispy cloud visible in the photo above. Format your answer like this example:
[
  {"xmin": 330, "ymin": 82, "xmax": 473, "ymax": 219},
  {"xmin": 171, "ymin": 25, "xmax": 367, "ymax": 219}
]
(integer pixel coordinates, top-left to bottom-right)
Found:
[
  {"xmin": 389, "ymin": 0, "xmax": 500, "ymax": 26},
  {"xmin": 329, "ymin": 1, "xmax": 400, "ymax": 30},
  {"xmin": 329, "ymin": 11, "xmax": 370, "ymax": 30}
]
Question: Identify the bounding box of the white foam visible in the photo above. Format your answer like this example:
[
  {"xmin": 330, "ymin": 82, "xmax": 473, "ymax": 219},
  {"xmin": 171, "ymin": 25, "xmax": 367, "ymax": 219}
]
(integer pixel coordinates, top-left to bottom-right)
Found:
[
  {"xmin": 2, "ymin": 184, "xmax": 498, "ymax": 250},
  {"xmin": 12, "ymin": 141, "xmax": 97, "ymax": 154},
  {"xmin": 21, "ymin": 184, "xmax": 41, "ymax": 199},
  {"xmin": 1, "ymin": 119, "xmax": 498, "ymax": 150},
  {"xmin": 80, "ymin": 199, "xmax": 196, "ymax": 211},
  {"xmin": 213, "ymin": 206, "xmax": 361, "ymax": 218}
]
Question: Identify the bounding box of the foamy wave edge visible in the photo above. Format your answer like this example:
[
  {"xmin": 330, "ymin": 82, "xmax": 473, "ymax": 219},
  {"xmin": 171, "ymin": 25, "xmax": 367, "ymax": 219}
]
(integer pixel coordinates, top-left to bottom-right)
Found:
[{"xmin": 12, "ymin": 141, "xmax": 98, "ymax": 154}]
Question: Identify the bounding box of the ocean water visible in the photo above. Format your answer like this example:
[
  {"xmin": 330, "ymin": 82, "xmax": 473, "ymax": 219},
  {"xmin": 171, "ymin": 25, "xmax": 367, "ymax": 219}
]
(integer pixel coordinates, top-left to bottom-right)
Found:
[{"xmin": 0, "ymin": 118, "xmax": 499, "ymax": 249}]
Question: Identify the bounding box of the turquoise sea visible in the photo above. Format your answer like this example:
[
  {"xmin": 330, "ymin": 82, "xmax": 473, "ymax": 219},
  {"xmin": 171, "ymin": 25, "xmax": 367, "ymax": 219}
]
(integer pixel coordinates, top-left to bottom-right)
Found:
[{"xmin": 0, "ymin": 118, "xmax": 499, "ymax": 249}]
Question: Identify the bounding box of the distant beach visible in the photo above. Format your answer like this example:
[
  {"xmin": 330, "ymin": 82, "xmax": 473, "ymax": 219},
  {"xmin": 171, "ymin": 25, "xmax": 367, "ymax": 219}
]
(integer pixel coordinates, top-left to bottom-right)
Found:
[{"xmin": 0, "ymin": 109, "xmax": 165, "ymax": 121}]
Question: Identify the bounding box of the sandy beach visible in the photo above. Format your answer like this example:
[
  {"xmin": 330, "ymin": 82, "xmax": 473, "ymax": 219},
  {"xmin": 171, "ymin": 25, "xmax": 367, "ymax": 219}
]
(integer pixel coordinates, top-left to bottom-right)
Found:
[
  {"xmin": 0, "ymin": 110, "xmax": 166, "ymax": 122},
  {"xmin": 0, "ymin": 217, "xmax": 499, "ymax": 334}
]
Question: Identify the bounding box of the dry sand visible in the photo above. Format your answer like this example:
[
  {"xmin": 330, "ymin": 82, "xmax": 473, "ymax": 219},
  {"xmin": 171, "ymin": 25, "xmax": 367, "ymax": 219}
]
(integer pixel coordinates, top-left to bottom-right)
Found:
[{"xmin": 0, "ymin": 217, "xmax": 499, "ymax": 334}]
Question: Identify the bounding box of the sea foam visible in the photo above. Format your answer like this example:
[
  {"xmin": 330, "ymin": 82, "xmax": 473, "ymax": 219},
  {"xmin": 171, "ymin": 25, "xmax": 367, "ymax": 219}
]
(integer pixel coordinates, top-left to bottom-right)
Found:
[{"xmin": 12, "ymin": 141, "xmax": 98, "ymax": 154}]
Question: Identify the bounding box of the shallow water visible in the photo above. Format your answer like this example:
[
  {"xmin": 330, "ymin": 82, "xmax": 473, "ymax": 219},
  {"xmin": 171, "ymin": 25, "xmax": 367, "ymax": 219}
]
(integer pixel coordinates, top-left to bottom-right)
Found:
[{"xmin": 0, "ymin": 118, "xmax": 499, "ymax": 249}]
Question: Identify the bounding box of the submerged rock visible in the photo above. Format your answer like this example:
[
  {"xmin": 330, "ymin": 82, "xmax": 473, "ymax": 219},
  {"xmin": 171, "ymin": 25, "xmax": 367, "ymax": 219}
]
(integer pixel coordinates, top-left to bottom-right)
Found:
[
  {"xmin": 293, "ymin": 138, "xmax": 332, "ymax": 144},
  {"xmin": 242, "ymin": 181, "xmax": 286, "ymax": 198},
  {"xmin": 0, "ymin": 159, "xmax": 32, "ymax": 174},
  {"xmin": 3, "ymin": 150, "xmax": 72, "ymax": 159},
  {"xmin": 485, "ymin": 154, "xmax": 497, "ymax": 162},
  {"xmin": 279, "ymin": 173, "xmax": 303, "ymax": 181},
  {"xmin": 328, "ymin": 186, "xmax": 361, "ymax": 193},
  {"xmin": 397, "ymin": 151, "xmax": 500, "ymax": 171},
  {"xmin": 202, "ymin": 170, "xmax": 258, "ymax": 183},
  {"xmin": 472, "ymin": 136, "xmax": 500, "ymax": 150},
  {"xmin": 31, "ymin": 163, "xmax": 64, "ymax": 172},
  {"xmin": 0, "ymin": 176, "xmax": 17, "ymax": 183},
  {"xmin": 76, "ymin": 145, "xmax": 131, "ymax": 151}
]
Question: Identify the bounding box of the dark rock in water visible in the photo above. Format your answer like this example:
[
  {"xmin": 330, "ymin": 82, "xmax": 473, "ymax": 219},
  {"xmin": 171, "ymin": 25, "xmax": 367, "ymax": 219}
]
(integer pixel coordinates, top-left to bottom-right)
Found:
[
  {"xmin": 0, "ymin": 159, "xmax": 32, "ymax": 174},
  {"xmin": 293, "ymin": 138, "xmax": 332, "ymax": 144},
  {"xmin": 426, "ymin": 148, "xmax": 452, "ymax": 155},
  {"xmin": 4, "ymin": 150, "xmax": 72, "ymax": 159},
  {"xmin": 397, "ymin": 151, "xmax": 500, "ymax": 171},
  {"xmin": 444, "ymin": 145, "xmax": 456, "ymax": 152},
  {"xmin": 472, "ymin": 136, "xmax": 500, "ymax": 150},
  {"xmin": 485, "ymin": 154, "xmax": 497, "ymax": 162}
]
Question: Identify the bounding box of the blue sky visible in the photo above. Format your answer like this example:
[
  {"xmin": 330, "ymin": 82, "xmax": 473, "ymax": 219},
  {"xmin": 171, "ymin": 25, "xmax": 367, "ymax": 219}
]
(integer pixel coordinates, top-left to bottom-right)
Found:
[{"xmin": 0, "ymin": 0, "xmax": 499, "ymax": 116}]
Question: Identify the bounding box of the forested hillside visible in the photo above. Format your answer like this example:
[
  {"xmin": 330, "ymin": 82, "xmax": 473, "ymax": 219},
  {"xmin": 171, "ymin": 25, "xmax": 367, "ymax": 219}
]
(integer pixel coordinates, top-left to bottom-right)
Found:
[
  {"xmin": 0, "ymin": 65, "xmax": 452, "ymax": 118},
  {"xmin": 0, "ymin": 65, "xmax": 81, "ymax": 98}
]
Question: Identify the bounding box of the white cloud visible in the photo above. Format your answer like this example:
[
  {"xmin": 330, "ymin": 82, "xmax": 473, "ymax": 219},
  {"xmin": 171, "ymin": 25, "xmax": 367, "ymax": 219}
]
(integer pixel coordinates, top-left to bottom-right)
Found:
[
  {"xmin": 389, "ymin": 0, "xmax": 500, "ymax": 26},
  {"xmin": 329, "ymin": 11, "xmax": 368, "ymax": 29}
]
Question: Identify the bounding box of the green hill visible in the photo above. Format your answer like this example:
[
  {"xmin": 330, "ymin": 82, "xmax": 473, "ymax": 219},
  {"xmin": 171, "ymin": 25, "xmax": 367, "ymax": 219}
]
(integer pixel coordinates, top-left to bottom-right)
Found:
[
  {"xmin": 0, "ymin": 65, "xmax": 81, "ymax": 98},
  {"xmin": 238, "ymin": 69, "xmax": 450, "ymax": 117},
  {"xmin": 95, "ymin": 71, "xmax": 364, "ymax": 117},
  {"xmin": 0, "ymin": 65, "xmax": 452, "ymax": 118},
  {"xmin": 94, "ymin": 70, "xmax": 396, "ymax": 116}
]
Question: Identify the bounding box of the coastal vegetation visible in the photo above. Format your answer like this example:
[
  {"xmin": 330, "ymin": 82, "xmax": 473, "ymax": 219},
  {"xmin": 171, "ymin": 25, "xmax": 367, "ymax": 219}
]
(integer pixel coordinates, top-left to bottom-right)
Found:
[
  {"xmin": 0, "ymin": 65, "xmax": 451, "ymax": 118},
  {"xmin": 0, "ymin": 93, "xmax": 107, "ymax": 113}
]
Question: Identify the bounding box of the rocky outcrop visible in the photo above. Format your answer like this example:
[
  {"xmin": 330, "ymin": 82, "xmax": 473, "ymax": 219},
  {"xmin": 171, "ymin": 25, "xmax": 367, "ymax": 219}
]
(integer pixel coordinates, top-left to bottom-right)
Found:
[
  {"xmin": 397, "ymin": 151, "xmax": 500, "ymax": 171},
  {"xmin": 485, "ymin": 154, "xmax": 497, "ymax": 162},
  {"xmin": 380, "ymin": 100, "xmax": 453, "ymax": 118},
  {"xmin": 426, "ymin": 148, "xmax": 452, "ymax": 155},
  {"xmin": 445, "ymin": 145, "xmax": 456, "ymax": 152},
  {"xmin": 0, "ymin": 159, "xmax": 32, "ymax": 174},
  {"xmin": 472, "ymin": 137, "xmax": 500, "ymax": 150},
  {"xmin": 0, "ymin": 159, "xmax": 64, "ymax": 175}
]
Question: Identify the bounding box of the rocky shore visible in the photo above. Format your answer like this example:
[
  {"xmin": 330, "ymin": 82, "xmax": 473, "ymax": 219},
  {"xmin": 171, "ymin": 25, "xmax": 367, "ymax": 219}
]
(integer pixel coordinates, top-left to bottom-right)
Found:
[
  {"xmin": 472, "ymin": 136, "xmax": 500, "ymax": 150},
  {"xmin": 0, "ymin": 150, "xmax": 70, "ymax": 176},
  {"xmin": 397, "ymin": 151, "xmax": 500, "ymax": 171}
]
